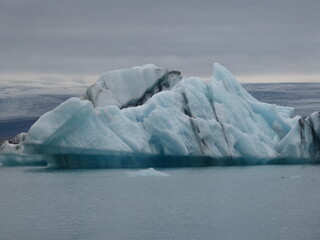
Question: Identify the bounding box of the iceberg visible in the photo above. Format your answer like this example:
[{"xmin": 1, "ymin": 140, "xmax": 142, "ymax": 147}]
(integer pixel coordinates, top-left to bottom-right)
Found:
[{"xmin": 1, "ymin": 63, "xmax": 319, "ymax": 168}]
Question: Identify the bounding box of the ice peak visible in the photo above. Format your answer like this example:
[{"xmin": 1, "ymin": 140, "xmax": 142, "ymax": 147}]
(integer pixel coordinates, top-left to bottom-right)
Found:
[{"xmin": 84, "ymin": 65, "xmax": 182, "ymax": 109}]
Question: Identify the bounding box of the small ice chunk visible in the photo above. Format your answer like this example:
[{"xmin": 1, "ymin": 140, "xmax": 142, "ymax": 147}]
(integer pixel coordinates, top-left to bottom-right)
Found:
[{"xmin": 125, "ymin": 168, "xmax": 170, "ymax": 177}]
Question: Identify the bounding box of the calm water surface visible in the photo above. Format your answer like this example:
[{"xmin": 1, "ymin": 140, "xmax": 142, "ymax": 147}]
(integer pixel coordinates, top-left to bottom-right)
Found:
[{"xmin": 0, "ymin": 165, "xmax": 319, "ymax": 240}]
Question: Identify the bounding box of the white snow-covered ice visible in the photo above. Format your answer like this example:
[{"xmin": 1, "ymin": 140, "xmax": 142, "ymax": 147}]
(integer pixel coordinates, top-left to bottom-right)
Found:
[
  {"xmin": 125, "ymin": 168, "xmax": 170, "ymax": 177},
  {"xmin": 1, "ymin": 63, "xmax": 319, "ymax": 167}
]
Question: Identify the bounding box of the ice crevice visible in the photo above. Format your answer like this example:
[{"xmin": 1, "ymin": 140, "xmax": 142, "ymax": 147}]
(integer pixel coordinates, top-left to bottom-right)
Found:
[
  {"xmin": 208, "ymin": 95, "xmax": 234, "ymax": 157},
  {"xmin": 181, "ymin": 91, "xmax": 206, "ymax": 155}
]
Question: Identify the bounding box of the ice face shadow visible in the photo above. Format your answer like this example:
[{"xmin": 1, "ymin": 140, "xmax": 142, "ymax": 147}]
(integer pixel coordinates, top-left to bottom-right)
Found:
[{"xmin": 1, "ymin": 144, "xmax": 314, "ymax": 169}]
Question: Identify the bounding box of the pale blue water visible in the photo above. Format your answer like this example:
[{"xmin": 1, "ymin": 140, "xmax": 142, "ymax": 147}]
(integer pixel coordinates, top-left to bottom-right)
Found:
[{"xmin": 0, "ymin": 165, "xmax": 319, "ymax": 240}]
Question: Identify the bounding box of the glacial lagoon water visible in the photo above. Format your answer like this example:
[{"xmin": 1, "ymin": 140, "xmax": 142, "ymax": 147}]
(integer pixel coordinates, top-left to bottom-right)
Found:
[{"xmin": 0, "ymin": 165, "xmax": 319, "ymax": 240}]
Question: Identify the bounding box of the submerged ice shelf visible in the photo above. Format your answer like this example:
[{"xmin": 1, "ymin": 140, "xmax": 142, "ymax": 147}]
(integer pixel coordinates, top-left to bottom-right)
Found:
[{"xmin": 1, "ymin": 64, "xmax": 320, "ymax": 168}]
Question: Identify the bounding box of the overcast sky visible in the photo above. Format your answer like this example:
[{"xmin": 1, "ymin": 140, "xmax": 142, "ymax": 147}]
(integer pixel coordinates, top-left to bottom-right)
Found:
[{"xmin": 0, "ymin": 0, "xmax": 319, "ymax": 86}]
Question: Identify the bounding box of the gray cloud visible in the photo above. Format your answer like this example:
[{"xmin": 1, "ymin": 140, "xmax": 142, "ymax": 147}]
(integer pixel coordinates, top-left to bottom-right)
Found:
[{"xmin": 0, "ymin": 0, "xmax": 319, "ymax": 79}]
